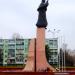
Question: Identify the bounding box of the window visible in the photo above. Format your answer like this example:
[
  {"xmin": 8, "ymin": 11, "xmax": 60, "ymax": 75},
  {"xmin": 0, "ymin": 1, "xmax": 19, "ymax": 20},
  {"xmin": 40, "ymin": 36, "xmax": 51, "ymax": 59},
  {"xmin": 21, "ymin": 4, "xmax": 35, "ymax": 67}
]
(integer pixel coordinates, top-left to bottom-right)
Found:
[
  {"xmin": 16, "ymin": 55, "xmax": 24, "ymax": 62},
  {"xmin": 49, "ymin": 40, "xmax": 53, "ymax": 45}
]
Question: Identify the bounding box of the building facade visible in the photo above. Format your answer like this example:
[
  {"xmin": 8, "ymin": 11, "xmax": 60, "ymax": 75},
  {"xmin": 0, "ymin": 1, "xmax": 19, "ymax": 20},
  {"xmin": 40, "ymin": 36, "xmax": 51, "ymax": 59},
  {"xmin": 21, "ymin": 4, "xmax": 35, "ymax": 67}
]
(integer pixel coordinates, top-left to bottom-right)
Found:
[
  {"xmin": 0, "ymin": 38, "xmax": 58, "ymax": 67},
  {"xmin": 46, "ymin": 38, "xmax": 58, "ymax": 67},
  {"xmin": 0, "ymin": 39, "xmax": 29, "ymax": 66}
]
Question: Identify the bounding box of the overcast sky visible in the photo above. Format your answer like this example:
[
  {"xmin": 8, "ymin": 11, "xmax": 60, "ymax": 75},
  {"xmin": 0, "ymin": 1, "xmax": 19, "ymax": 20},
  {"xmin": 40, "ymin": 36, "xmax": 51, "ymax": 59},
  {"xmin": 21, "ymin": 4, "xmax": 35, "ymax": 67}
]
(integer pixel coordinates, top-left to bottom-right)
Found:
[{"xmin": 0, "ymin": 0, "xmax": 75, "ymax": 49}]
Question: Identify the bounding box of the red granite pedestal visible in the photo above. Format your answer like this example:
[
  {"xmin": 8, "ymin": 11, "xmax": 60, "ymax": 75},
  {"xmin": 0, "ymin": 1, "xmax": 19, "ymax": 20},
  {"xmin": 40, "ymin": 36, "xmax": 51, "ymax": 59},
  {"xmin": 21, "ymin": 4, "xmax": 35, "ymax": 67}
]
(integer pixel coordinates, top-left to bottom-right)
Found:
[
  {"xmin": 36, "ymin": 28, "xmax": 56, "ymax": 72},
  {"xmin": 23, "ymin": 39, "xmax": 35, "ymax": 72},
  {"xmin": 23, "ymin": 28, "xmax": 56, "ymax": 72}
]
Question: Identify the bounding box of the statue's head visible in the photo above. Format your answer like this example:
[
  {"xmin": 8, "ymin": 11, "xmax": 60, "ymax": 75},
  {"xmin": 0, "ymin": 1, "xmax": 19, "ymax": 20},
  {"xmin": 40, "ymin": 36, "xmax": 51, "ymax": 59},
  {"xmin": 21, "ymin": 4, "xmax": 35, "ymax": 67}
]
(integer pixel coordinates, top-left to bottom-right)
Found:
[
  {"xmin": 38, "ymin": 0, "xmax": 49, "ymax": 11},
  {"xmin": 42, "ymin": 0, "xmax": 45, "ymax": 3},
  {"xmin": 42, "ymin": 0, "xmax": 48, "ymax": 3}
]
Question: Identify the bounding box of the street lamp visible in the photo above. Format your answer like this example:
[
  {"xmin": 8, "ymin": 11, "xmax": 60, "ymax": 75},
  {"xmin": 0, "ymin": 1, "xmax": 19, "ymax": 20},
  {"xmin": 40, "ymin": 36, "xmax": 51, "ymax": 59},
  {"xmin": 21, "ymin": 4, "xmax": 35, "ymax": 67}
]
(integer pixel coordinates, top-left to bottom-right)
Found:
[
  {"xmin": 62, "ymin": 36, "xmax": 66, "ymax": 72},
  {"xmin": 48, "ymin": 29, "xmax": 60, "ymax": 38}
]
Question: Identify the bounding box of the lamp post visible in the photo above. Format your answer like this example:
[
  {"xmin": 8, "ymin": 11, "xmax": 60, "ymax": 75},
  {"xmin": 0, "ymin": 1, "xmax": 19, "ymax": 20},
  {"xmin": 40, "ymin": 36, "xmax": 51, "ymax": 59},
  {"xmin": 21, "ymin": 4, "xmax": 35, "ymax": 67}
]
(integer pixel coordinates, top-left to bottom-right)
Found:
[
  {"xmin": 62, "ymin": 36, "xmax": 66, "ymax": 72},
  {"xmin": 48, "ymin": 29, "xmax": 60, "ymax": 38}
]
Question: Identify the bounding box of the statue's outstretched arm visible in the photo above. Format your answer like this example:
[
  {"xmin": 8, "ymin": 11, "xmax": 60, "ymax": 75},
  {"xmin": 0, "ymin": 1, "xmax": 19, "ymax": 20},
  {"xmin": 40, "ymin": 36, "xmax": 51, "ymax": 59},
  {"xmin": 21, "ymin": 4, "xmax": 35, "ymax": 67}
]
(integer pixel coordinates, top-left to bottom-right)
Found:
[
  {"xmin": 45, "ymin": 0, "xmax": 49, "ymax": 6},
  {"xmin": 42, "ymin": 0, "xmax": 49, "ymax": 3}
]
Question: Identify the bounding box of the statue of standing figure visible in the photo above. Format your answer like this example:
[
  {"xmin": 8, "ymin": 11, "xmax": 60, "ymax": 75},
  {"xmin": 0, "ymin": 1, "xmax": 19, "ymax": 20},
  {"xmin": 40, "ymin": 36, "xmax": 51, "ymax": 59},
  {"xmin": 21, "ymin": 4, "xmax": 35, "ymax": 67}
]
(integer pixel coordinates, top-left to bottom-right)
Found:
[{"xmin": 36, "ymin": 0, "xmax": 49, "ymax": 28}]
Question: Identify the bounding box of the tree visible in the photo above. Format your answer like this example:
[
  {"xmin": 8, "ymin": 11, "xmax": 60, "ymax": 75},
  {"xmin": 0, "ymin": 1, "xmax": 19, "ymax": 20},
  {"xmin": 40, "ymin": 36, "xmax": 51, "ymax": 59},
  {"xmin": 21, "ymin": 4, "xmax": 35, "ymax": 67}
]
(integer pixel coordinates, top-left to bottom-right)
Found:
[
  {"xmin": 45, "ymin": 44, "xmax": 50, "ymax": 62},
  {"xmin": 65, "ymin": 50, "xmax": 74, "ymax": 66},
  {"xmin": 12, "ymin": 33, "xmax": 23, "ymax": 39},
  {"xmin": 0, "ymin": 49, "xmax": 3, "ymax": 65},
  {"xmin": 59, "ymin": 48, "xmax": 74, "ymax": 67}
]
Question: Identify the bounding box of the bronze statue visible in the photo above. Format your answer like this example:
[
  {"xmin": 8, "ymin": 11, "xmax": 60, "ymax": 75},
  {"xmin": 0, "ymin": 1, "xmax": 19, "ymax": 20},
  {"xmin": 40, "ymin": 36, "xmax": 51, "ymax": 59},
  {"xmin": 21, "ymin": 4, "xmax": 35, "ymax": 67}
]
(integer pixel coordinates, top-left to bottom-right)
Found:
[{"xmin": 36, "ymin": 0, "xmax": 49, "ymax": 28}]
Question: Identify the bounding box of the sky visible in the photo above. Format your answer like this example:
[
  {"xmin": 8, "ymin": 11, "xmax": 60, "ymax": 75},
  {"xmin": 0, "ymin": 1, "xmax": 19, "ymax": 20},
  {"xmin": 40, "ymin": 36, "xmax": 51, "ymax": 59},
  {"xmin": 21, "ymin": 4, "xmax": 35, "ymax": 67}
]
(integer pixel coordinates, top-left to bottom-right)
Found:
[{"xmin": 0, "ymin": 0, "xmax": 75, "ymax": 50}]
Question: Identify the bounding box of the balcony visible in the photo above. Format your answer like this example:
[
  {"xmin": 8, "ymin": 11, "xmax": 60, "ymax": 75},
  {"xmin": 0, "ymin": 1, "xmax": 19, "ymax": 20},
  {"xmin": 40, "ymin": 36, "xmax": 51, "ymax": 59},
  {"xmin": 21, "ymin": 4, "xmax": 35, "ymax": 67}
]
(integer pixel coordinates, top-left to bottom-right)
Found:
[
  {"xmin": 8, "ymin": 46, "xmax": 15, "ymax": 49},
  {"xmin": 49, "ymin": 46, "xmax": 58, "ymax": 49},
  {"xmin": 16, "ymin": 42, "xmax": 24, "ymax": 45},
  {"xmin": 8, "ymin": 54, "xmax": 15, "ymax": 59},
  {"xmin": 7, "ymin": 40, "xmax": 15, "ymax": 44},
  {"xmin": 16, "ymin": 51, "xmax": 24, "ymax": 55},
  {"xmin": 16, "ymin": 46, "xmax": 24, "ymax": 50},
  {"xmin": 16, "ymin": 62, "xmax": 24, "ymax": 64},
  {"xmin": 50, "ymin": 50, "xmax": 58, "ymax": 53},
  {"xmin": 8, "ymin": 57, "xmax": 15, "ymax": 59}
]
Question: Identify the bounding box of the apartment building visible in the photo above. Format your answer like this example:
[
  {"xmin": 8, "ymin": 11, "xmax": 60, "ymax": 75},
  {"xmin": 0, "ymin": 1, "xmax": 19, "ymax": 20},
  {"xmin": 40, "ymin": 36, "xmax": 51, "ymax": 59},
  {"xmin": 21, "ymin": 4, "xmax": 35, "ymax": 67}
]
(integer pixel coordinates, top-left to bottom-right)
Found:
[
  {"xmin": 46, "ymin": 38, "xmax": 58, "ymax": 67},
  {"xmin": 0, "ymin": 39, "xmax": 29, "ymax": 66}
]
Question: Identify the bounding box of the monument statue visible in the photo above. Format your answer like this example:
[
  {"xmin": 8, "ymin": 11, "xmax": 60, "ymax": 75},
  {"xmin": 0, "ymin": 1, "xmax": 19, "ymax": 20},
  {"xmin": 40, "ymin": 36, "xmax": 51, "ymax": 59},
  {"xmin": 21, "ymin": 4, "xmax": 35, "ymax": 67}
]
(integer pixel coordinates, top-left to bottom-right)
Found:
[
  {"xmin": 23, "ymin": 0, "xmax": 56, "ymax": 72},
  {"xmin": 36, "ymin": 0, "xmax": 49, "ymax": 28},
  {"xmin": 36, "ymin": 0, "xmax": 56, "ymax": 72}
]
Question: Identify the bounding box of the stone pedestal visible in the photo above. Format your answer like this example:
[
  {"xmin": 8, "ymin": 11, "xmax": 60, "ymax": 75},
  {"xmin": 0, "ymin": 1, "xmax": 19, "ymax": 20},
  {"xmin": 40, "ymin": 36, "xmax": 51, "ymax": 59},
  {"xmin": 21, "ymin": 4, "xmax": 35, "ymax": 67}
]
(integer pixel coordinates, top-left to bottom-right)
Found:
[
  {"xmin": 23, "ymin": 29, "xmax": 56, "ymax": 72},
  {"xmin": 23, "ymin": 39, "xmax": 35, "ymax": 72},
  {"xmin": 23, "ymin": 28, "xmax": 47, "ymax": 72},
  {"xmin": 36, "ymin": 28, "xmax": 47, "ymax": 71},
  {"xmin": 36, "ymin": 27, "xmax": 56, "ymax": 72}
]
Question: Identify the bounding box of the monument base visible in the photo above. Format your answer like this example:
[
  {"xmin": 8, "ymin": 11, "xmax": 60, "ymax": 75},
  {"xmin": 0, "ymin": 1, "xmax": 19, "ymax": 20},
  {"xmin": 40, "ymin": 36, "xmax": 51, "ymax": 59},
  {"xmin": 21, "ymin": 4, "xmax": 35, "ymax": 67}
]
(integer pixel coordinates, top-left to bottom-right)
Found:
[
  {"xmin": 23, "ymin": 28, "xmax": 56, "ymax": 72},
  {"xmin": 36, "ymin": 28, "xmax": 56, "ymax": 72},
  {"xmin": 22, "ymin": 39, "xmax": 35, "ymax": 72}
]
